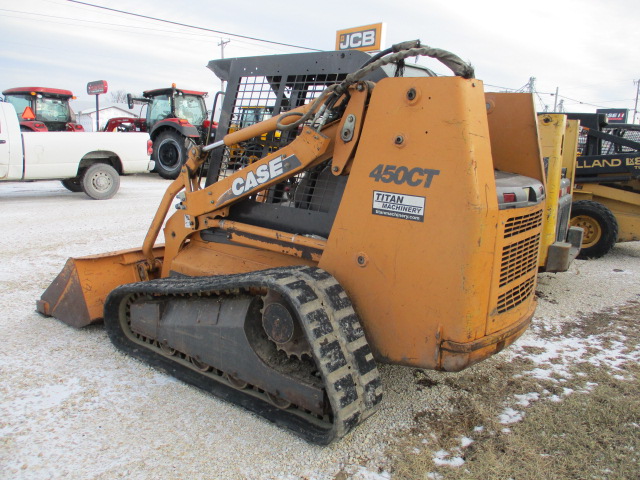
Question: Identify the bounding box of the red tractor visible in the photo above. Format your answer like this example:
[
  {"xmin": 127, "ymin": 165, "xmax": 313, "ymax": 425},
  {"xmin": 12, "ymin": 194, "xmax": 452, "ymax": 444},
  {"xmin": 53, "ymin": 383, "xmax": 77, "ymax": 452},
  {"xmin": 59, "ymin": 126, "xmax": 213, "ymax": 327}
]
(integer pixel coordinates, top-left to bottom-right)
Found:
[
  {"xmin": 105, "ymin": 85, "xmax": 215, "ymax": 179},
  {"xmin": 2, "ymin": 87, "xmax": 84, "ymax": 132}
]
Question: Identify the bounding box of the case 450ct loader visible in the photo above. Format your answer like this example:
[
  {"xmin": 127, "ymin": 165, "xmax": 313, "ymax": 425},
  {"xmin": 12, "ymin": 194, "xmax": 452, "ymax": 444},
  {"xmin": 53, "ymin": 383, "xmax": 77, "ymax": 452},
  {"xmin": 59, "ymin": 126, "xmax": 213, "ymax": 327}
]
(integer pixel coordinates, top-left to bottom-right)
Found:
[{"xmin": 37, "ymin": 42, "xmax": 547, "ymax": 444}]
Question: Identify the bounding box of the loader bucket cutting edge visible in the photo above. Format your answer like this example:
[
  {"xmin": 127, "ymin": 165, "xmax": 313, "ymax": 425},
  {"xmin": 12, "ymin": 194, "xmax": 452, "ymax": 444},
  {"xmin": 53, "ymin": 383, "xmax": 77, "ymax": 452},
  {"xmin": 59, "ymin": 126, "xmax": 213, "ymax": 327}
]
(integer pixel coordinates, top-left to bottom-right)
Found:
[{"xmin": 37, "ymin": 247, "xmax": 165, "ymax": 328}]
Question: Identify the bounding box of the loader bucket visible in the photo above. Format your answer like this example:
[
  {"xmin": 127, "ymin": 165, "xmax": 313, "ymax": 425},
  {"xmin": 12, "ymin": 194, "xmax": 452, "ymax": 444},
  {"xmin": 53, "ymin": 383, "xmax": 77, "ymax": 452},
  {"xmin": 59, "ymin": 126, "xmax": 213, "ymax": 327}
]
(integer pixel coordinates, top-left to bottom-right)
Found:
[{"xmin": 37, "ymin": 247, "xmax": 164, "ymax": 328}]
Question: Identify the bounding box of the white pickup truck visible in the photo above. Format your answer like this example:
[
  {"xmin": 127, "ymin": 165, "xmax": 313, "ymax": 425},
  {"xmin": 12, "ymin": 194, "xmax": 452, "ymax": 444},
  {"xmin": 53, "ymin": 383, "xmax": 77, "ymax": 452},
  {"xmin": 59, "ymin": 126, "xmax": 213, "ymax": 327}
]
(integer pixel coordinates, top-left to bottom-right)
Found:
[{"xmin": 0, "ymin": 102, "xmax": 154, "ymax": 199}]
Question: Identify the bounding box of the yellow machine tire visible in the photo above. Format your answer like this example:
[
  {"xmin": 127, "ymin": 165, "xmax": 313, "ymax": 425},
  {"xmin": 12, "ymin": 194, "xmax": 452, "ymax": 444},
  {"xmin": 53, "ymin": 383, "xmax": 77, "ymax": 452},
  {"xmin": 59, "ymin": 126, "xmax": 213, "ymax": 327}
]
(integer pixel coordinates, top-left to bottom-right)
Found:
[{"xmin": 570, "ymin": 200, "xmax": 618, "ymax": 259}]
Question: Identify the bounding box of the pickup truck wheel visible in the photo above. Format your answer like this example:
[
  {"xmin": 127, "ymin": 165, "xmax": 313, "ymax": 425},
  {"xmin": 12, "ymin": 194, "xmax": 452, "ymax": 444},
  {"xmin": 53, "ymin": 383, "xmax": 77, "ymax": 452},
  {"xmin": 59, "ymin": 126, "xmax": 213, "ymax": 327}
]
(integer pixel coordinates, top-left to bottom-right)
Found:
[
  {"xmin": 570, "ymin": 200, "xmax": 618, "ymax": 259},
  {"xmin": 61, "ymin": 178, "xmax": 83, "ymax": 192},
  {"xmin": 153, "ymin": 131, "xmax": 195, "ymax": 180},
  {"xmin": 81, "ymin": 163, "xmax": 120, "ymax": 200}
]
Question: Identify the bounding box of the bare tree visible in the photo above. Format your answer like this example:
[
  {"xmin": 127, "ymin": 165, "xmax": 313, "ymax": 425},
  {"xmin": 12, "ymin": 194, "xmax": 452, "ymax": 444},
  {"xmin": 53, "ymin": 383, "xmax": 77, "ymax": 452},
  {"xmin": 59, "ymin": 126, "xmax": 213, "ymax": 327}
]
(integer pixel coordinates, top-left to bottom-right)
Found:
[{"xmin": 109, "ymin": 89, "xmax": 129, "ymax": 103}]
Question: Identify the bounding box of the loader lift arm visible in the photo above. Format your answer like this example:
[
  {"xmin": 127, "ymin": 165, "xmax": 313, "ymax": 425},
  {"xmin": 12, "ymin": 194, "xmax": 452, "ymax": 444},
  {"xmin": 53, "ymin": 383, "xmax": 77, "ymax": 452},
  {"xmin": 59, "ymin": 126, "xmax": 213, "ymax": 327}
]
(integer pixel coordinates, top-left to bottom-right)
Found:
[{"xmin": 139, "ymin": 98, "xmax": 342, "ymax": 274}]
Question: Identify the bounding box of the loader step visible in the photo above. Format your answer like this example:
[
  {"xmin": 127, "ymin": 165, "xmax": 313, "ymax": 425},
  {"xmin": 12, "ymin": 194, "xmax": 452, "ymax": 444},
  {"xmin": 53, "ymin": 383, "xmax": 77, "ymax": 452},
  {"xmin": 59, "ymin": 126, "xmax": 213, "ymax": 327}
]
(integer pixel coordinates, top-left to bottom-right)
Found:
[{"xmin": 103, "ymin": 266, "xmax": 382, "ymax": 444}]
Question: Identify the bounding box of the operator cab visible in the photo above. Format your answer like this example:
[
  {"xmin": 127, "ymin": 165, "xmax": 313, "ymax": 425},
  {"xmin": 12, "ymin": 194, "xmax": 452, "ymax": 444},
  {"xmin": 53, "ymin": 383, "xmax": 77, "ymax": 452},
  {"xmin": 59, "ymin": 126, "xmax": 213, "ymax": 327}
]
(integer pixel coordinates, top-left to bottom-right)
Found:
[
  {"xmin": 142, "ymin": 87, "xmax": 208, "ymax": 133},
  {"xmin": 1, "ymin": 87, "xmax": 82, "ymax": 132}
]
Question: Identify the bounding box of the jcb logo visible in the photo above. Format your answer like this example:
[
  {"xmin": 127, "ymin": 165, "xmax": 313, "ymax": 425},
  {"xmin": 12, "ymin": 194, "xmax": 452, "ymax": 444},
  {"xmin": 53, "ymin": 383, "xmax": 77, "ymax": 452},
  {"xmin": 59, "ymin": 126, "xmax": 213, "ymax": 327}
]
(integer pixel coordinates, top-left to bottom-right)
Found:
[
  {"xmin": 339, "ymin": 30, "xmax": 376, "ymax": 50},
  {"xmin": 336, "ymin": 23, "xmax": 384, "ymax": 52}
]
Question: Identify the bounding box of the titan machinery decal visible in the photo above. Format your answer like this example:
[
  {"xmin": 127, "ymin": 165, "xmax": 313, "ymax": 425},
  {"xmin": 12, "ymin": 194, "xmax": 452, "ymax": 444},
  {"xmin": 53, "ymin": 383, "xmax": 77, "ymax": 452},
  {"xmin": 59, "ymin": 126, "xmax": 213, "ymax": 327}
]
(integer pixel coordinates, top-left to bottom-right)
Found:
[{"xmin": 372, "ymin": 191, "xmax": 425, "ymax": 222}]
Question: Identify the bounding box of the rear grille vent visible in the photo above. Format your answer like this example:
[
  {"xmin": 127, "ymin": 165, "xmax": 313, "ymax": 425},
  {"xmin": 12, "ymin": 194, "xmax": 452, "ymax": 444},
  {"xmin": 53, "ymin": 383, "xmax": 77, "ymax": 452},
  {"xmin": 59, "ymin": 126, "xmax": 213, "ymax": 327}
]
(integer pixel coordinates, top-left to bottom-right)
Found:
[
  {"xmin": 504, "ymin": 211, "xmax": 543, "ymax": 238},
  {"xmin": 497, "ymin": 276, "xmax": 535, "ymax": 313},
  {"xmin": 499, "ymin": 234, "xmax": 540, "ymax": 287}
]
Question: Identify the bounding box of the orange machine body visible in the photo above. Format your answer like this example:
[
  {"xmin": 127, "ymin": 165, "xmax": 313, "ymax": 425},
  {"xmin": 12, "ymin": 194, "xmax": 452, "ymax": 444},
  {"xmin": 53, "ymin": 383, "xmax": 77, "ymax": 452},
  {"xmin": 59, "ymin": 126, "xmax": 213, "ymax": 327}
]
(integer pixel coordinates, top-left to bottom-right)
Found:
[{"xmin": 39, "ymin": 76, "xmax": 545, "ymax": 372}]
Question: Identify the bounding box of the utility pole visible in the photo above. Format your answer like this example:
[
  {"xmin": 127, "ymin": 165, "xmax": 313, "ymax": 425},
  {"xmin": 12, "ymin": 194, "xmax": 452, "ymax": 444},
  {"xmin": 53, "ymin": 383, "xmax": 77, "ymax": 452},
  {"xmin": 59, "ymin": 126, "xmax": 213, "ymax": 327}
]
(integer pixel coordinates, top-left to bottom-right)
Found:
[
  {"xmin": 528, "ymin": 77, "xmax": 536, "ymax": 93},
  {"xmin": 553, "ymin": 87, "xmax": 559, "ymax": 112},
  {"xmin": 218, "ymin": 38, "xmax": 230, "ymax": 92},
  {"xmin": 633, "ymin": 79, "xmax": 639, "ymax": 124}
]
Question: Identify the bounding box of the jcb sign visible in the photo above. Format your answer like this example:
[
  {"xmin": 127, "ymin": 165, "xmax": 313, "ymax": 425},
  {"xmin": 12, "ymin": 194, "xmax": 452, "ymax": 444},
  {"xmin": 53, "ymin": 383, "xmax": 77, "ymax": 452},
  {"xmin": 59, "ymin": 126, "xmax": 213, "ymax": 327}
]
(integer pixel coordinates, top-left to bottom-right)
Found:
[{"xmin": 336, "ymin": 23, "xmax": 385, "ymax": 52}]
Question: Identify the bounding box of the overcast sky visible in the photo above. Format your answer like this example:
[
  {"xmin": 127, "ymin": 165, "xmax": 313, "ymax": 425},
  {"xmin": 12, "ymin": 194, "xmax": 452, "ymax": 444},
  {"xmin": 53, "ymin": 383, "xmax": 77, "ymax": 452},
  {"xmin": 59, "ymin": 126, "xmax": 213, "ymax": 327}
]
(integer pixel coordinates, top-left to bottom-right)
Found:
[{"xmin": 1, "ymin": 0, "xmax": 639, "ymax": 118}]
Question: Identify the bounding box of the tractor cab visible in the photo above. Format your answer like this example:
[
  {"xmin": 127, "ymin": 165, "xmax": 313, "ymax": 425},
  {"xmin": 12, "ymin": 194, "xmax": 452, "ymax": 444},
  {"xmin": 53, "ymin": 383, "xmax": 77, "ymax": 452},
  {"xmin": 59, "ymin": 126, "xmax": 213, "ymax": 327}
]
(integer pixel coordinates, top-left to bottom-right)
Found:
[
  {"xmin": 1, "ymin": 87, "xmax": 83, "ymax": 132},
  {"xmin": 141, "ymin": 86, "xmax": 208, "ymax": 134}
]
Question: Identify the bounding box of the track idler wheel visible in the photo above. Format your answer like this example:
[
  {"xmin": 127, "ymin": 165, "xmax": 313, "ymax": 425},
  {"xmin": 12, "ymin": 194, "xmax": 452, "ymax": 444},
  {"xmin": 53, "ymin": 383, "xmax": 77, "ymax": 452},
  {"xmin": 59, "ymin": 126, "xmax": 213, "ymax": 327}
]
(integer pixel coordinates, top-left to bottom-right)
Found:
[{"xmin": 261, "ymin": 291, "xmax": 311, "ymax": 359}]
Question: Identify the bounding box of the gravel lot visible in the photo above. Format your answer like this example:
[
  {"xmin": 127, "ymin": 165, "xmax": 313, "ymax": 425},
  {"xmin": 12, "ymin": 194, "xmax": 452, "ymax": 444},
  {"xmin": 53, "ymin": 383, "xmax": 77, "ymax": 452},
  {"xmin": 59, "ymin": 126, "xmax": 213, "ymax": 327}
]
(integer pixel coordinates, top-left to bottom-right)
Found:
[{"xmin": 1, "ymin": 175, "xmax": 639, "ymax": 480}]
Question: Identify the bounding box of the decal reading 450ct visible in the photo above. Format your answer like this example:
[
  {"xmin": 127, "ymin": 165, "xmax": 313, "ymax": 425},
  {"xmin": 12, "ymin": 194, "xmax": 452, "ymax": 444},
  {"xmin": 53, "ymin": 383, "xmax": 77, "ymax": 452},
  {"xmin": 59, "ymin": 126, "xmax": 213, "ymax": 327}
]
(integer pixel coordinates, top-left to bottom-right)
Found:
[{"xmin": 369, "ymin": 164, "xmax": 440, "ymax": 188}]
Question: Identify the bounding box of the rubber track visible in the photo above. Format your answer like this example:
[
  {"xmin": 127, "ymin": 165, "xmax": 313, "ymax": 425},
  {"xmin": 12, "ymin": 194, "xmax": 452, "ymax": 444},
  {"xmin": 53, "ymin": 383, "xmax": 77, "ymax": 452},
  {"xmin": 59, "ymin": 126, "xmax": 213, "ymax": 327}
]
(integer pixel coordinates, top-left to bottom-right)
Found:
[{"xmin": 103, "ymin": 265, "xmax": 383, "ymax": 444}]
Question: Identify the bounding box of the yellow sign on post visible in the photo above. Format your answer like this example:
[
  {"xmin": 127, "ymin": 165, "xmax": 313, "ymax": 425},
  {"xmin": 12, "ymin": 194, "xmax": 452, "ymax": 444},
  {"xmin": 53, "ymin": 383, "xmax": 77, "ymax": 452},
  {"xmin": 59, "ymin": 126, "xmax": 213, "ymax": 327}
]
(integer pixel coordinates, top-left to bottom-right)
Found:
[{"xmin": 335, "ymin": 23, "xmax": 385, "ymax": 52}]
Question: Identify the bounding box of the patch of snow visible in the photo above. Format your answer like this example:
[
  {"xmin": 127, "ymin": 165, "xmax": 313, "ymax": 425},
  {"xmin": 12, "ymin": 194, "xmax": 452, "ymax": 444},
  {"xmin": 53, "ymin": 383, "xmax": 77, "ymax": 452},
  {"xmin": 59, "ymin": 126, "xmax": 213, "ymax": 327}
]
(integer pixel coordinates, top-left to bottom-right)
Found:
[
  {"xmin": 347, "ymin": 466, "xmax": 391, "ymax": 480},
  {"xmin": 513, "ymin": 329, "xmax": 640, "ymax": 398},
  {"xmin": 514, "ymin": 392, "xmax": 540, "ymax": 407},
  {"xmin": 460, "ymin": 436, "xmax": 474, "ymax": 448},
  {"xmin": 8, "ymin": 379, "xmax": 84, "ymax": 421},
  {"xmin": 432, "ymin": 450, "xmax": 464, "ymax": 467},
  {"xmin": 499, "ymin": 407, "xmax": 523, "ymax": 424}
]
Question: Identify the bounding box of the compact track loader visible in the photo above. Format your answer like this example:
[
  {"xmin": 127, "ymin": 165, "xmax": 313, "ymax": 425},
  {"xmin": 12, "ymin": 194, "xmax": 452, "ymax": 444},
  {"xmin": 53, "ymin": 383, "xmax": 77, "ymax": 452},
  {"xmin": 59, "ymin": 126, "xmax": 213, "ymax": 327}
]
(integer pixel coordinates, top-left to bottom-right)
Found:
[{"xmin": 38, "ymin": 42, "xmax": 547, "ymax": 444}]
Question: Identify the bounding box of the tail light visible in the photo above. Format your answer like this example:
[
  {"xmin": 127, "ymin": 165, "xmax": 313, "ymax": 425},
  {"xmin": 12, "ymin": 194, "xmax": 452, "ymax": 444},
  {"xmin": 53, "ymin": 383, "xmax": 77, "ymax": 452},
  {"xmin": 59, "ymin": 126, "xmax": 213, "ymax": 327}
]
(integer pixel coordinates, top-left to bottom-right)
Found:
[
  {"xmin": 203, "ymin": 120, "xmax": 211, "ymax": 128},
  {"xmin": 503, "ymin": 192, "xmax": 517, "ymax": 203},
  {"xmin": 147, "ymin": 139, "xmax": 153, "ymax": 156},
  {"xmin": 178, "ymin": 119, "xmax": 189, "ymax": 125},
  {"xmin": 558, "ymin": 184, "xmax": 571, "ymax": 198}
]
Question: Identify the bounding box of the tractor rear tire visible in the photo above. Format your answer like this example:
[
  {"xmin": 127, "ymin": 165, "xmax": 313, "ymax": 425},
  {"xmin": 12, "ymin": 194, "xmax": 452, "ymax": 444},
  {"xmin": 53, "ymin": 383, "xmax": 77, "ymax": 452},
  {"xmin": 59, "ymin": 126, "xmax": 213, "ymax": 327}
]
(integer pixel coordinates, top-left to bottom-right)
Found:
[
  {"xmin": 61, "ymin": 177, "xmax": 83, "ymax": 193},
  {"xmin": 153, "ymin": 131, "xmax": 196, "ymax": 180},
  {"xmin": 570, "ymin": 200, "xmax": 618, "ymax": 259},
  {"xmin": 81, "ymin": 163, "xmax": 120, "ymax": 200}
]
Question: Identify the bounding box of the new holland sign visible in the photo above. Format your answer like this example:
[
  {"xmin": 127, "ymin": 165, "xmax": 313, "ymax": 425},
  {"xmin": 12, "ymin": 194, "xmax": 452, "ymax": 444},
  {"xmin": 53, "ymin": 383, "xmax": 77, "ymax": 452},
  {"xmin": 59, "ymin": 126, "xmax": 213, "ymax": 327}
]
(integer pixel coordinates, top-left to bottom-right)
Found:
[{"xmin": 335, "ymin": 23, "xmax": 385, "ymax": 52}]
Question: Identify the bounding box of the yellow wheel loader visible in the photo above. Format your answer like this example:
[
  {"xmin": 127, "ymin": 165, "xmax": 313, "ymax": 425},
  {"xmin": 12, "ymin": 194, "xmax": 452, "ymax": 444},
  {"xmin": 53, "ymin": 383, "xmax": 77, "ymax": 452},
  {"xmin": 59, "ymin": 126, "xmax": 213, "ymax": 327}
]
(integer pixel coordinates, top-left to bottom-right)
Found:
[
  {"xmin": 37, "ymin": 42, "xmax": 546, "ymax": 444},
  {"xmin": 566, "ymin": 113, "xmax": 640, "ymax": 258},
  {"xmin": 535, "ymin": 114, "xmax": 583, "ymax": 271}
]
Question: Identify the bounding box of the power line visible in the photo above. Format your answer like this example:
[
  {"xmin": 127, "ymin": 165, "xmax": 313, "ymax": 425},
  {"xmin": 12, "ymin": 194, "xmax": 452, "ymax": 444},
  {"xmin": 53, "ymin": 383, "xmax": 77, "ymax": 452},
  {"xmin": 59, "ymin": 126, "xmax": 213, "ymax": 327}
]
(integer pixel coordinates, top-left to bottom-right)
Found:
[
  {"xmin": 0, "ymin": 9, "xmax": 225, "ymax": 40},
  {"xmin": 0, "ymin": 7, "xmax": 298, "ymax": 55},
  {"xmin": 484, "ymin": 80, "xmax": 634, "ymax": 111},
  {"xmin": 553, "ymin": 93, "xmax": 615, "ymax": 109},
  {"xmin": 0, "ymin": 8, "xmax": 219, "ymax": 37},
  {"xmin": 65, "ymin": 0, "xmax": 322, "ymax": 52},
  {"xmin": 484, "ymin": 83, "xmax": 519, "ymax": 91}
]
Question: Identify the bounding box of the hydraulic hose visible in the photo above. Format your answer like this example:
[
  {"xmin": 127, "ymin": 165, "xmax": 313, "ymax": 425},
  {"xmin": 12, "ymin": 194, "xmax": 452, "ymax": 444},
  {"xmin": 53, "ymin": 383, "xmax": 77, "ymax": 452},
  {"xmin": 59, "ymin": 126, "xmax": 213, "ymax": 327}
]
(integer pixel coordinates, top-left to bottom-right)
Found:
[{"xmin": 276, "ymin": 41, "xmax": 474, "ymax": 132}]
